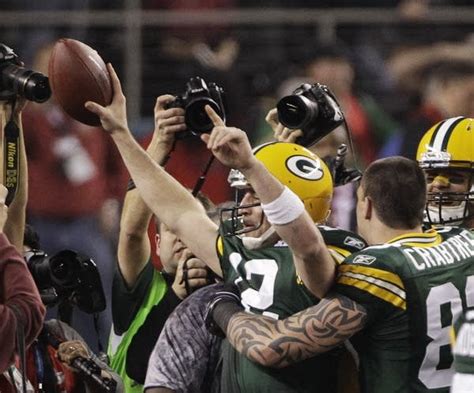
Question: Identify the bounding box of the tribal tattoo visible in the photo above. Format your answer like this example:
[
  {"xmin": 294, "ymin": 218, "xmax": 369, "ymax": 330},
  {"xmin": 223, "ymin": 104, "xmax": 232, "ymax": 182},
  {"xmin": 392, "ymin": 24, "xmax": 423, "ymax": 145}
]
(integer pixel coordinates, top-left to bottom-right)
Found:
[{"xmin": 226, "ymin": 293, "xmax": 367, "ymax": 368}]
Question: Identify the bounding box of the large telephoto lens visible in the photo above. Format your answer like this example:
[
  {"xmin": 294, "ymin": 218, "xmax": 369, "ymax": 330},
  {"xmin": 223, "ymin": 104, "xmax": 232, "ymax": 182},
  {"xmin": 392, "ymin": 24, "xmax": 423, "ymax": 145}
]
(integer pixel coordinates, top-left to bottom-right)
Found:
[{"xmin": 277, "ymin": 95, "xmax": 319, "ymax": 130}]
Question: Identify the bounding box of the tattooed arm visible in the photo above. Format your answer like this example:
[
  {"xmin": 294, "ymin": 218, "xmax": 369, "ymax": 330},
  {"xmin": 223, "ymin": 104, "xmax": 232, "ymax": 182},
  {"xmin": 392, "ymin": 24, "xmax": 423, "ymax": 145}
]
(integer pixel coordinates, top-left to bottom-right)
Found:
[{"xmin": 224, "ymin": 293, "xmax": 367, "ymax": 368}]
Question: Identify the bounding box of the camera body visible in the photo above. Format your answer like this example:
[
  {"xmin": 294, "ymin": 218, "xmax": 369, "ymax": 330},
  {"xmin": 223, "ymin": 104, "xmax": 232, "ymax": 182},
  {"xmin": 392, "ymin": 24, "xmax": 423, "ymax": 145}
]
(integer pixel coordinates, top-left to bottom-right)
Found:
[
  {"xmin": 277, "ymin": 83, "xmax": 344, "ymax": 147},
  {"xmin": 25, "ymin": 249, "xmax": 106, "ymax": 313},
  {"xmin": 166, "ymin": 76, "xmax": 226, "ymax": 135},
  {"xmin": 0, "ymin": 43, "xmax": 51, "ymax": 103}
]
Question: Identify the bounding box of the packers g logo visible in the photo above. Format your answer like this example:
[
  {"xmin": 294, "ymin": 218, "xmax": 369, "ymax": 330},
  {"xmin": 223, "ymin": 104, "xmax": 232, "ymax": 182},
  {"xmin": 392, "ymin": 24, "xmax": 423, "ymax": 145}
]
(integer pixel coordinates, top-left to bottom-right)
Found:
[{"xmin": 286, "ymin": 155, "xmax": 324, "ymax": 181}]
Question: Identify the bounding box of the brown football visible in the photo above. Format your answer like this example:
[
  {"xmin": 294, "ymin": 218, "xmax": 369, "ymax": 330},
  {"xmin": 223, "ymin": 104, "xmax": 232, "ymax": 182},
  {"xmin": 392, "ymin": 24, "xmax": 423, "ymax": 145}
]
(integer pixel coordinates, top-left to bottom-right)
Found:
[{"xmin": 48, "ymin": 38, "xmax": 111, "ymax": 126}]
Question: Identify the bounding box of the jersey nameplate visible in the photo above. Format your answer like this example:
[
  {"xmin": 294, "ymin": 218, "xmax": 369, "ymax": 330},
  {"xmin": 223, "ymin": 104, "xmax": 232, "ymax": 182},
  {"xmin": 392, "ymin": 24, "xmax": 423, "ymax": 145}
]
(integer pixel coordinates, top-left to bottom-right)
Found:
[{"xmin": 404, "ymin": 230, "xmax": 474, "ymax": 271}]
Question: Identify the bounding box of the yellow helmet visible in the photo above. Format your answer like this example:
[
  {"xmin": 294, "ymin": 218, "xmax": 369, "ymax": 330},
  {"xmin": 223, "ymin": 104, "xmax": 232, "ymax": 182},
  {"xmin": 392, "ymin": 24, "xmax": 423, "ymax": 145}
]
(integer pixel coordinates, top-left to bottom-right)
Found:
[
  {"xmin": 417, "ymin": 117, "xmax": 474, "ymax": 170},
  {"xmin": 416, "ymin": 116, "xmax": 474, "ymax": 225},
  {"xmin": 223, "ymin": 142, "xmax": 333, "ymax": 237},
  {"xmin": 253, "ymin": 142, "xmax": 333, "ymax": 223}
]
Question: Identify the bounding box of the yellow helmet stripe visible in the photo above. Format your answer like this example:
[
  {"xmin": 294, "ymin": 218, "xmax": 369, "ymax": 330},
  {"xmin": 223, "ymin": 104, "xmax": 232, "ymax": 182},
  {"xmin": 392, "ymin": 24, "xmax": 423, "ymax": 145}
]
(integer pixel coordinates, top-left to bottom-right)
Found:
[{"xmin": 430, "ymin": 116, "xmax": 464, "ymax": 151}]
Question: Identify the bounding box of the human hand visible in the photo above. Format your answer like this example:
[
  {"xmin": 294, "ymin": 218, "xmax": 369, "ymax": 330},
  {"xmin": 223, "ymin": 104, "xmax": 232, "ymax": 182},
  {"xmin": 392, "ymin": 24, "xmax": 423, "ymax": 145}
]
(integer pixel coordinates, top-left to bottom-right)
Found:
[
  {"xmin": 204, "ymin": 282, "xmax": 242, "ymax": 337},
  {"xmin": 153, "ymin": 94, "xmax": 186, "ymax": 152},
  {"xmin": 326, "ymin": 144, "xmax": 362, "ymax": 187},
  {"xmin": 201, "ymin": 105, "xmax": 257, "ymax": 171},
  {"xmin": 172, "ymin": 248, "xmax": 211, "ymax": 299},
  {"xmin": 84, "ymin": 63, "xmax": 129, "ymax": 135},
  {"xmin": 57, "ymin": 340, "xmax": 90, "ymax": 368},
  {"xmin": 0, "ymin": 185, "xmax": 9, "ymax": 233},
  {"xmin": 0, "ymin": 97, "xmax": 28, "ymax": 119},
  {"xmin": 265, "ymin": 108, "xmax": 303, "ymax": 143}
]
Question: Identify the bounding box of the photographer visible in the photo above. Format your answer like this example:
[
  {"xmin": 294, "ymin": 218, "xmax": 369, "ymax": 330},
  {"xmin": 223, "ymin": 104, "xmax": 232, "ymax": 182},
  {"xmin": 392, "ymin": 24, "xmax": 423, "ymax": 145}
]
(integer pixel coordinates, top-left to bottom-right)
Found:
[
  {"xmin": 22, "ymin": 224, "xmax": 123, "ymax": 393},
  {"xmin": 0, "ymin": 96, "xmax": 45, "ymax": 381},
  {"xmin": 109, "ymin": 94, "xmax": 217, "ymax": 393},
  {"xmin": 0, "ymin": 53, "xmax": 122, "ymax": 390},
  {"xmin": 0, "ymin": 185, "xmax": 45, "ymax": 375}
]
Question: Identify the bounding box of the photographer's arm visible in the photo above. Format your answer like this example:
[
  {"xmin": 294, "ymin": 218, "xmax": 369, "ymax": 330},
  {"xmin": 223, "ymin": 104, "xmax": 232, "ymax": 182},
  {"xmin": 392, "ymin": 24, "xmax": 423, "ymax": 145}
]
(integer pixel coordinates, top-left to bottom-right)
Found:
[
  {"xmin": 118, "ymin": 95, "xmax": 187, "ymax": 287},
  {"xmin": 53, "ymin": 320, "xmax": 124, "ymax": 393},
  {"xmin": 85, "ymin": 64, "xmax": 222, "ymax": 277},
  {"xmin": 0, "ymin": 100, "xmax": 27, "ymax": 251},
  {"xmin": 203, "ymin": 107, "xmax": 336, "ymax": 298}
]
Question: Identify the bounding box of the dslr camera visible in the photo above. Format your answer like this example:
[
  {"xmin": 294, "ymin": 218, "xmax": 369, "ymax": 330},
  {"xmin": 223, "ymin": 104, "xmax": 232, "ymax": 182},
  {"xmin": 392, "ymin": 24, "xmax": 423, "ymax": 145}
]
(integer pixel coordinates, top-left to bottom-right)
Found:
[
  {"xmin": 25, "ymin": 249, "xmax": 106, "ymax": 314},
  {"xmin": 0, "ymin": 43, "xmax": 51, "ymax": 103},
  {"xmin": 277, "ymin": 83, "xmax": 344, "ymax": 147},
  {"xmin": 165, "ymin": 76, "xmax": 226, "ymax": 135}
]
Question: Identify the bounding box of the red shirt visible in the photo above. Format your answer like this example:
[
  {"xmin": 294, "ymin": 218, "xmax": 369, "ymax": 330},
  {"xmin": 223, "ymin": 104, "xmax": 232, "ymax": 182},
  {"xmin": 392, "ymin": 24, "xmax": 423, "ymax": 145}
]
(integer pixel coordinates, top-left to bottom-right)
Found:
[
  {"xmin": 0, "ymin": 233, "xmax": 45, "ymax": 373},
  {"xmin": 22, "ymin": 104, "xmax": 128, "ymax": 218}
]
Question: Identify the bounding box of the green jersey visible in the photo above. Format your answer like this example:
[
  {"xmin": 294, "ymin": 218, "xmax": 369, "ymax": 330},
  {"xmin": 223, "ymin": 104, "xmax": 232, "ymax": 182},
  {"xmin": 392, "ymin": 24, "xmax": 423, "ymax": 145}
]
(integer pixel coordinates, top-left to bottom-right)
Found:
[
  {"xmin": 335, "ymin": 227, "xmax": 474, "ymax": 393},
  {"xmin": 218, "ymin": 224, "xmax": 367, "ymax": 393}
]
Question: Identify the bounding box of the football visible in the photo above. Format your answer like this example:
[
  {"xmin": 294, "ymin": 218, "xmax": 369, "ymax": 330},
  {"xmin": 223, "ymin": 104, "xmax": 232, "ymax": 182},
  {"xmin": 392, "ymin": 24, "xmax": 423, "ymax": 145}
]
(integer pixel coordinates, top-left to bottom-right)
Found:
[{"xmin": 48, "ymin": 38, "xmax": 112, "ymax": 126}]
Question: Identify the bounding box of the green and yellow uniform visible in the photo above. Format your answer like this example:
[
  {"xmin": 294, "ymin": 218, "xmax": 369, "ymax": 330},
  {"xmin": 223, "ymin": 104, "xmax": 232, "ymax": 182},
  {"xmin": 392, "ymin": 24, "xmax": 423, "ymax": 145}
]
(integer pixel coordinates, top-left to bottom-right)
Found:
[
  {"xmin": 335, "ymin": 227, "xmax": 474, "ymax": 393},
  {"xmin": 218, "ymin": 224, "xmax": 367, "ymax": 393}
]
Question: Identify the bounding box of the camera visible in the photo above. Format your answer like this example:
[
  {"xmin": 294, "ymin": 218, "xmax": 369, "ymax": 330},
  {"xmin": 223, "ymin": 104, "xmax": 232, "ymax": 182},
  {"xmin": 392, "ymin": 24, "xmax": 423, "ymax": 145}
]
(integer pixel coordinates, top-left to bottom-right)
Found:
[
  {"xmin": 0, "ymin": 43, "xmax": 51, "ymax": 103},
  {"xmin": 277, "ymin": 83, "xmax": 344, "ymax": 147},
  {"xmin": 165, "ymin": 76, "xmax": 226, "ymax": 135},
  {"xmin": 25, "ymin": 249, "xmax": 106, "ymax": 313}
]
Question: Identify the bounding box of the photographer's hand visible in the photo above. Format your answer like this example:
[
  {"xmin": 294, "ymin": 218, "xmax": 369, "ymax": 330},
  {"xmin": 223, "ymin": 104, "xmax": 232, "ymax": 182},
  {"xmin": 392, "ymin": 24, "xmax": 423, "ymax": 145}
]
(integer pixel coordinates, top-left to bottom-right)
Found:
[
  {"xmin": 57, "ymin": 340, "xmax": 90, "ymax": 368},
  {"xmin": 85, "ymin": 63, "xmax": 130, "ymax": 136},
  {"xmin": 172, "ymin": 248, "xmax": 211, "ymax": 299},
  {"xmin": 201, "ymin": 105, "xmax": 257, "ymax": 171},
  {"xmin": 153, "ymin": 94, "xmax": 186, "ymax": 155},
  {"xmin": 265, "ymin": 108, "xmax": 303, "ymax": 143}
]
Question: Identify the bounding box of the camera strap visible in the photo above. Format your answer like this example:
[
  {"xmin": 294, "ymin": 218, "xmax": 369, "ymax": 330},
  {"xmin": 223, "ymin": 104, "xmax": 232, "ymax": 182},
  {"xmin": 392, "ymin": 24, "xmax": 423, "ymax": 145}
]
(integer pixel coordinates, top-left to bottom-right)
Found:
[
  {"xmin": 2, "ymin": 105, "xmax": 20, "ymax": 206},
  {"xmin": 192, "ymin": 154, "xmax": 215, "ymax": 197}
]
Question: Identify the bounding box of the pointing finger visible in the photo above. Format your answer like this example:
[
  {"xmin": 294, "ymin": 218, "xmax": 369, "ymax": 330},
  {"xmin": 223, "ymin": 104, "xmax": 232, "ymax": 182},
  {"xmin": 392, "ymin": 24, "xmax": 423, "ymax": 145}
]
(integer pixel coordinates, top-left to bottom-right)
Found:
[
  {"xmin": 107, "ymin": 63, "xmax": 123, "ymax": 97},
  {"xmin": 205, "ymin": 105, "xmax": 225, "ymax": 127}
]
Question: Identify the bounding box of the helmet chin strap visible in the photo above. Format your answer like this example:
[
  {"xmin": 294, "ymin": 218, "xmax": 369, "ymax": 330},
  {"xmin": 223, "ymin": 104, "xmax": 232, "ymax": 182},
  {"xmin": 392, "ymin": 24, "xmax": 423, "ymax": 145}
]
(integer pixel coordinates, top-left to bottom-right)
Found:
[{"xmin": 242, "ymin": 227, "xmax": 281, "ymax": 250}]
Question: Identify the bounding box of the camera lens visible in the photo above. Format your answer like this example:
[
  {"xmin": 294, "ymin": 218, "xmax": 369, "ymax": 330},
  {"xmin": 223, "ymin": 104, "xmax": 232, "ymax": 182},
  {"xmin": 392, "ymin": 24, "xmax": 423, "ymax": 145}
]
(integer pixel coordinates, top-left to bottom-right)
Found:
[
  {"xmin": 49, "ymin": 250, "xmax": 77, "ymax": 288},
  {"xmin": 185, "ymin": 98, "xmax": 221, "ymax": 134},
  {"xmin": 277, "ymin": 95, "xmax": 319, "ymax": 130},
  {"xmin": 1, "ymin": 64, "xmax": 51, "ymax": 103}
]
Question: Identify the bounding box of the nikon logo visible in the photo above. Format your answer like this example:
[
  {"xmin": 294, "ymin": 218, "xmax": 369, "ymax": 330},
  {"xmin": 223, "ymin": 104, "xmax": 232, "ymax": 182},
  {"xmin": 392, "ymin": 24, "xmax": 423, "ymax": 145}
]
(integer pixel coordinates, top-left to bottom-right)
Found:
[{"xmin": 286, "ymin": 155, "xmax": 323, "ymax": 181}]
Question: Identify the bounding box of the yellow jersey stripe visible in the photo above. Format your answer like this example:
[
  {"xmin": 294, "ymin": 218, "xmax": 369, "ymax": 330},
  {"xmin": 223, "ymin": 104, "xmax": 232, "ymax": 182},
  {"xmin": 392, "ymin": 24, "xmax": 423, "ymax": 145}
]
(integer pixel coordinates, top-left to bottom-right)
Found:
[
  {"xmin": 328, "ymin": 246, "xmax": 352, "ymax": 265},
  {"xmin": 387, "ymin": 230, "xmax": 442, "ymax": 248},
  {"xmin": 338, "ymin": 275, "xmax": 406, "ymax": 310},
  {"xmin": 339, "ymin": 264, "xmax": 404, "ymax": 290}
]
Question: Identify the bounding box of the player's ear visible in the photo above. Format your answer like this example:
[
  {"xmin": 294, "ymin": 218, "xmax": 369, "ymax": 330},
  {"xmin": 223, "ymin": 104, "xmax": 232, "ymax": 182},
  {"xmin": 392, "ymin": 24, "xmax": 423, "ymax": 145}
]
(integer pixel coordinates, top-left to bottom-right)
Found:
[{"xmin": 363, "ymin": 196, "xmax": 372, "ymax": 220}]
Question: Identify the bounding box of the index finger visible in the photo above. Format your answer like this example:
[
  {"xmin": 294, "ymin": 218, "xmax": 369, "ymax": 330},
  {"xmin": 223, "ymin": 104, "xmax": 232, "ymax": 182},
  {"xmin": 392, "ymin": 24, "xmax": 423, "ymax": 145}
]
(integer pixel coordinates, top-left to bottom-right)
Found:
[
  {"xmin": 205, "ymin": 105, "xmax": 225, "ymax": 127},
  {"xmin": 156, "ymin": 94, "xmax": 176, "ymax": 111},
  {"xmin": 106, "ymin": 63, "xmax": 123, "ymax": 97}
]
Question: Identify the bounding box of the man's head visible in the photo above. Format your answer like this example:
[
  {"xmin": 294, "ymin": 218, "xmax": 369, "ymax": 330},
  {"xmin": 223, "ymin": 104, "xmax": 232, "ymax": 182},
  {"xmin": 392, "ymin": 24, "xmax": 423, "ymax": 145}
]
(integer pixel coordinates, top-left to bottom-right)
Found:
[
  {"xmin": 225, "ymin": 142, "xmax": 333, "ymax": 241},
  {"xmin": 416, "ymin": 116, "xmax": 474, "ymax": 227},
  {"xmin": 155, "ymin": 191, "xmax": 215, "ymax": 273},
  {"xmin": 356, "ymin": 157, "xmax": 426, "ymax": 241}
]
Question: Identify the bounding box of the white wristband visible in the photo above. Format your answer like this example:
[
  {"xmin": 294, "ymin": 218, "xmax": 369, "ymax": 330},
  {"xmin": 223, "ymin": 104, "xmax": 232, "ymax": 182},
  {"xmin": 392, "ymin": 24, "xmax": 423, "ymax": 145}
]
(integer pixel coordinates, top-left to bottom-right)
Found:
[{"xmin": 261, "ymin": 186, "xmax": 305, "ymax": 225}]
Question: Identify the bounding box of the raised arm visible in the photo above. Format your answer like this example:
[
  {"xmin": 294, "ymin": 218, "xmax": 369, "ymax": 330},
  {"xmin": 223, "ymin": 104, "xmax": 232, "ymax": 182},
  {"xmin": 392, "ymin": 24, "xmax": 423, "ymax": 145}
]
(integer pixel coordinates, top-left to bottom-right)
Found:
[
  {"xmin": 118, "ymin": 94, "xmax": 188, "ymax": 287},
  {"xmin": 0, "ymin": 100, "xmax": 27, "ymax": 251},
  {"xmin": 202, "ymin": 106, "xmax": 336, "ymax": 297},
  {"xmin": 85, "ymin": 64, "xmax": 221, "ymax": 277}
]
